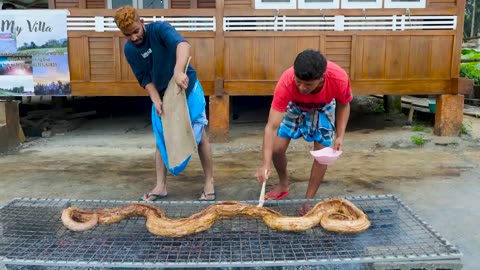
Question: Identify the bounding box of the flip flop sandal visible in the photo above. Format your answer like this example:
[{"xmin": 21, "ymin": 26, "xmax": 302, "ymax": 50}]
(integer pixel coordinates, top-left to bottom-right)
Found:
[
  {"xmin": 139, "ymin": 193, "xmax": 168, "ymax": 201},
  {"xmin": 265, "ymin": 190, "xmax": 289, "ymax": 201},
  {"xmin": 198, "ymin": 189, "xmax": 217, "ymax": 201}
]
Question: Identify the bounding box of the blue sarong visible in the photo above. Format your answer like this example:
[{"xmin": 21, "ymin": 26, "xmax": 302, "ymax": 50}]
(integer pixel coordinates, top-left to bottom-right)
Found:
[
  {"xmin": 277, "ymin": 100, "xmax": 336, "ymax": 147},
  {"xmin": 151, "ymin": 80, "xmax": 208, "ymax": 176}
]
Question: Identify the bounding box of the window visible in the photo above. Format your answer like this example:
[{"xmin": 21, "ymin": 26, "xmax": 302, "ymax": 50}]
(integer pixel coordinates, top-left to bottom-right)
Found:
[
  {"xmin": 298, "ymin": 0, "xmax": 339, "ymax": 9},
  {"xmin": 341, "ymin": 0, "xmax": 381, "ymax": 9},
  {"xmin": 107, "ymin": 0, "xmax": 167, "ymax": 9},
  {"xmin": 254, "ymin": 0, "xmax": 296, "ymax": 9},
  {"xmin": 384, "ymin": 0, "xmax": 425, "ymax": 8}
]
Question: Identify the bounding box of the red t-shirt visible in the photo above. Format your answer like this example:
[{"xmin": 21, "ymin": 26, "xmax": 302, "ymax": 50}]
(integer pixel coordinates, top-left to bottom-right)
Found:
[{"xmin": 271, "ymin": 61, "xmax": 352, "ymax": 112}]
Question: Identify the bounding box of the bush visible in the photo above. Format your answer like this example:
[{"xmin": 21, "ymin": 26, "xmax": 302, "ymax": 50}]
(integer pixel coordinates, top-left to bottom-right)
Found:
[{"xmin": 460, "ymin": 48, "xmax": 480, "ymax": 85}]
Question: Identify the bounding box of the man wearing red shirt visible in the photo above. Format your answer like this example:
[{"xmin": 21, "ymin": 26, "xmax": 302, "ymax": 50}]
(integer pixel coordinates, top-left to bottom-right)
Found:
[{"xmin": 256, "ymin": 49, "xmax": 352, "ymax": 214}]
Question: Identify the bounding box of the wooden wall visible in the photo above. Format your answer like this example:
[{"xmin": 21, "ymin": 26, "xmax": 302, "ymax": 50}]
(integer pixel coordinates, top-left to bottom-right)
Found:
[
  {"xmin": 68, "ymin": 32, "xmax": 216, "ymax": 96},
  {"xmin": 68, "ymin": 31, "xmax": 455, "ymax": 96}
]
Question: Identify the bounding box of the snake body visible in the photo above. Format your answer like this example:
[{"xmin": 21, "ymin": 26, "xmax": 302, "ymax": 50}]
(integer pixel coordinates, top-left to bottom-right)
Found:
[{"xmin": 61, "ymin": 199, "xmax": 370, "ymax": 237}]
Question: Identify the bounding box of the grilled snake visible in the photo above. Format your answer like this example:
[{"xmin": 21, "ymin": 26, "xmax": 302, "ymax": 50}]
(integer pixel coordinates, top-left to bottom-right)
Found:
[{"xmin": 61, "ymin": 199, "xmax": 370, "ymax": 237}]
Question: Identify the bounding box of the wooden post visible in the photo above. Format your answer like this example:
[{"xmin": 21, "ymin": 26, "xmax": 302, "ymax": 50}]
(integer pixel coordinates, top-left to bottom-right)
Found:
[
  {"xmin": 209, "ymin": 0, "xmax": 229, "ymax": 142},
  {"xmin": 209, "ymin": 96, "xmax": 229, "ymax": 142},
  {"xmin": 0, "ymin": 101, "xmax": 22, "ymax": 152},
  {"xmin": 434, "ymin": 94, "xmax": 464, "ymax": 136},
  {"xmin": 383, "ymin": 95, "xmax": 402, "ymax": 114}
]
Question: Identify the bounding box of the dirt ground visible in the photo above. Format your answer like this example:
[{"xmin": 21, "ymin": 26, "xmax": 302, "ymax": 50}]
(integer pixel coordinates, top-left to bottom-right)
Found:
[{"xmin": 0, "ymin": 96, "xmax": 479, "ymax": 269}]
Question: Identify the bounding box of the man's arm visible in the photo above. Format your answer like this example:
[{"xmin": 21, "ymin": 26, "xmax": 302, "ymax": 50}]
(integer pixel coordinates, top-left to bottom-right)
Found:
[
  {"xmin": 333, "ymin": 102, "xmax": 350, "ymax": 151},
  {"xmin": 173, "ymin": 42, "xmax": 191, "ymax": 91},
  {"xmin": 257, "ymin": 108, "xmax": 284, "ymax": 182},
  {"xmin": 145, "ymin": 83, "xmax": 163, "ymax": 115}
]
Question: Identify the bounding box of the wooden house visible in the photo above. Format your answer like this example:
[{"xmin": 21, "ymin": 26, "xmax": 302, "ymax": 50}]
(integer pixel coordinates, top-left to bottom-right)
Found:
[{"xmin": 50, "ymin": 0, "xmax": 466, "ymax": 141}]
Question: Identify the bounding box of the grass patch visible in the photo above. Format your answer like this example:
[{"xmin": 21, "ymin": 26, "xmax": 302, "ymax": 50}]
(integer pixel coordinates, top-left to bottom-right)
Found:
[
  {"xmin": 461, "ymin": 121, "xmax": 473, "ymax": 135},
  {"xmin": 411, "ymin": 135, "xmax": 426, "ymax": 146},
  {"xmin": 412, "ymin": 125, "xmax": 425, "ymax": 132}
]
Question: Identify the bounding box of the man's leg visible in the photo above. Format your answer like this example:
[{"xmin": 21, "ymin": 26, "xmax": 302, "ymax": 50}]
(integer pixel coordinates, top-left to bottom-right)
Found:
[
  {"xmin": 269, "ymin": 136, "xmax": 291, "ymax": 194},
  {"xmin": 198, "ymin": 128, "xmax": 215, "ymax": 199},
  {"xmin": 305, "ymin": 141, "xmax": 328, "ymax": 199},
  {"xmin": 143, "ymin": 147, "xmax": 168, "ymax": 201}
]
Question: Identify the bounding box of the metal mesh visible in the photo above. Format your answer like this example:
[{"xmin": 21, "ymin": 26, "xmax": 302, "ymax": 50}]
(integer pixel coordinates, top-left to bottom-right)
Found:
[{"xmin": 0, "ymin": 195, "xmax": 462, "ymax": 268}]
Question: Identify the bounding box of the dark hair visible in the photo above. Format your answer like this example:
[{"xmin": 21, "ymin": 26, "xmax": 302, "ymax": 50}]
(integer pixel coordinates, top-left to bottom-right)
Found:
[
  {"xmin": 293, "ymin": 49, "xmax": 327, "ymax": 81},
  {"xmin": 2, "ymin": 3, "xmax": 16, "ymax": 9}
]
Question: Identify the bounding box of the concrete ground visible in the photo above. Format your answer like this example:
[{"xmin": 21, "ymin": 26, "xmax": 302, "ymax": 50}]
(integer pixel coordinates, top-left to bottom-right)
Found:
[{"xmin": 0, "ymin": 96, "xmax": 479, "ymax": 269}]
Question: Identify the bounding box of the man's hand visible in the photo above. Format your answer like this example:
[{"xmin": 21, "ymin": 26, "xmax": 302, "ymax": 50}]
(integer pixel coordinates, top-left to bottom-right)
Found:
[
  {"xmin": 154, "ymin": 99, "xmax": 163, "ymax": 116},
  {"xmin": 333, "ymin": 136, "xmax": 344, "ymax": 151},
  {"xmin": 255, "ymin": 165, "xmax": 271, "ymax": 183},
  {"xmin": 173, "ymin": 71, "xmax": 189, "ymax": 94}
]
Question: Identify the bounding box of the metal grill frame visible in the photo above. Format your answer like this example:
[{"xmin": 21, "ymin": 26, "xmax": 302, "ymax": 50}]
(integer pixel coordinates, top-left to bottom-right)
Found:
[{"xmin": 0, "ymin": 195, "xmax": 463, "ymax": 268}]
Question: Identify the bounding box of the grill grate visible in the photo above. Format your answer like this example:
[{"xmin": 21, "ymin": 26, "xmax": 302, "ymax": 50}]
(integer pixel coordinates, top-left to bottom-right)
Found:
[{"xmin": 0, "ymin": 195, "xmax": 462, "ymax": 268}]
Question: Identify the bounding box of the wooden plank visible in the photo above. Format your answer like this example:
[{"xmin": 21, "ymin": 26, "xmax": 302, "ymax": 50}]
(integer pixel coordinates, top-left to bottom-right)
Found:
[
  {"xmin": 171, "ymin": 0, "xmax": 191, "ymax": 8},
  {"xmin": 89, "ymin": 74, "xmax": 115, "ymax": 81},
  {"xmin": 297, "ymin": 36, "xmax": 321, "ymax": 54},
  {"xmin": 67, "ymin": 37, "xmax": 85, "ymax": 81},
  {"xmin": 88, "ymin": 61, "xmax": 114, "ymax": 68},
  {"xmin": 274, "ymin": 37, "xmax": 297, "ymax": 79},
  {"xmin": 82, "ymin": 36, "xmax": 91, "ymax": 81},
  {"xmin": 89, "ymin": 48, "xmax": 114, "ymax": 55},
  {"xmin": 90, "ymin": 68, "xmax": 114, "ymax": 75},
  {"xmin": 71, "ymin": 81, "xmax": 214, "ymax": 96},
  {"xmin": 326, "ymin": 54, "xmax": 351, "ymax": 62},
  {"xmin": 223, "ymin": 79, "xmax": 452, "ymax": 96},
  {"xmin": 431, "ymin": 35, "xmax": 453, "ymax": 79},
  {"xmin": 71, "ymin": 82, "xmax": 147, "ymax": 96},
  {"xmin": 190, "ymin": 0, "xmax": 198, "ymax": 8},
  {"xmin": 198, "ymin": 0, "xmax": 215, "ymax": 7},
  {"xmin": 325, "ymin": 48, "xmax": 351, "ymax": 55},
  {"xmin": 226, "ymin": 38, "xmax": 253, "ymax": 80},
  {"xmin": 349, "ymin": 34, "xmax": 356, "ymax": 79},
  {"xmin": 429, "ymin": 2, "xmax": 456, "ymax": 7},
  {"xmin": 112, "ymin": 37, "xmax": 123, "ymax": 81},
  {"xmin": 385, "ymin": 36, "xmax": 410, "ymax": 79},
  {"xmin": 408, "ymin": 36, "xmax": 432, "ymax": 78},
  {"xmin": 326, "ymin": 41, "xmax": 351, "ymax": 49},
  {"xmin": 89, "ymin": 55, "xmax": 114, "ymax": 61},
  {"xmin": 252, "ymin": 37, "xmax": 275, "ymax": 80},
  {"xmin": 326, "ymin": 36, "xmax": 352, "ymax": 42},
  {"xmin": 89, "ymin": 42, "xmax": 113, "ymax": 49},
  {"xmin": 429, "ymin": 0, "xmax": 455, "ymax": 3},
  {"xmin": 118, "ymin": 38, "xmax": 137, "ymax": 81},
  {"xmin": 190, "ymin": 38, "xmax": 215, "ymax": 81},
  {"xmin": 352, "ymin": 79, "xmax": 451, "ymax": 95},
  {"xmin": 359, "ymin": 36, "xmax": 386, "ymax": 79}
]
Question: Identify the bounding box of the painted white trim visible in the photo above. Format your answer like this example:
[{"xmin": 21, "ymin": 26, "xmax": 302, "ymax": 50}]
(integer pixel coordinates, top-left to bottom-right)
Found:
[
  {"xmin": 341, "ymin": 0, "xmax": 382, "ymax": 9},
  {"xmin": 222, "ymin": 15, "xmax": 456, "ymax": 31},
  {"xmin": 65, "ymin": 15, "xmax": 455, "ymax": 32},
  {"xmin": 384, "ymin": 0, "xmax": 425, "ymax": 8},
  {"xmin": 298, "ymin": 0, "xmax": 339, "ymax": 9},
  {"xmin": 67, "ymin": 16, "xmax": 216, "ymax": 32},
  {"xmin": 254, "ymin": 0, "xmax": 297, "ymax": 9}
]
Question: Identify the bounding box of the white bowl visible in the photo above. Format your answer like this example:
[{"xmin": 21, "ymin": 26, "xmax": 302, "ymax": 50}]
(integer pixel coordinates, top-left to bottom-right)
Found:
[{"xmin": 310, "ymin": 147, "xmax": 343, "ymax": 165}]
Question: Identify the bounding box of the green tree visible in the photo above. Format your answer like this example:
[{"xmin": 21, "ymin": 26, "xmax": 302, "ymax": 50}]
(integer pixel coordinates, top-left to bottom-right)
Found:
[{"xmin": 465, "ymin": 0, "xmax": 480, "ymax": 37}]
